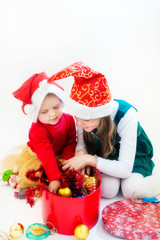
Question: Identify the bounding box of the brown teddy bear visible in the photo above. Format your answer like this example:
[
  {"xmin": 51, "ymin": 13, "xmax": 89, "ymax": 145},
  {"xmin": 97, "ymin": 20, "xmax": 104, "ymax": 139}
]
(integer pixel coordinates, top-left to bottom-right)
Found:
[{"xmin": 1, "ymin": 145, "xmax": 43, "ymax": 189}]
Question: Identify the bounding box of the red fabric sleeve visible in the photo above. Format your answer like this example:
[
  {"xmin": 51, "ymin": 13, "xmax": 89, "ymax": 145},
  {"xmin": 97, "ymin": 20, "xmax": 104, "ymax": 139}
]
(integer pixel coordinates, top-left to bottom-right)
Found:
[
  {"xmin": 28, "ymin": 124, "xmax": 61, "ymax": 182},
  {"xmin": 61, "ymin": 115, "xmax": 77, "ymax": 160}
]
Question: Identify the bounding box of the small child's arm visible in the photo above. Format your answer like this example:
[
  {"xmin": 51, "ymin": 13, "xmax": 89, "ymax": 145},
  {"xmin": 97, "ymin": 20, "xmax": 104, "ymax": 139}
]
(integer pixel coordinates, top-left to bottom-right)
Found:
[{"xmin": 28, "ymin": 124, "xmax": 61, "ymax": 182}]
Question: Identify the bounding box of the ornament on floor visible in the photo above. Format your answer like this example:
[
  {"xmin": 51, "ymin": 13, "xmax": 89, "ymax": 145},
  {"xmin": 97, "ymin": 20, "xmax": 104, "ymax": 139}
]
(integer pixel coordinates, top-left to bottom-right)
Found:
[
  {"xmin": 14, "ymin": 188, "xmax": 27, "ymax": 199},
  {"xmin": 26, "ymin": 223, "xmax": 57, "ymax": 239},
  {"xmin": 143, "ymin": 197, "xmax": 159, "ymax": 203},
  {"xmin": 74, "ymin": 224, "xmax": 89, "ymax": 240},
  {"xmin": 10, "ymin": 223, "xmax": 24, "ymax": 239},
  {"xmin": 102, "ymin": 198, "xmax": 160, "ymax": 239},
  {"xmin": 0, "ymin": 223, "xmax": 24, "ymax": 240},
  {"xmin": 0, "ymin": 168, "xmax": 18, "ymax": 189},
  {"xmin": 1, "ymin": 170, "xmax": 13, "ymax": 182}
]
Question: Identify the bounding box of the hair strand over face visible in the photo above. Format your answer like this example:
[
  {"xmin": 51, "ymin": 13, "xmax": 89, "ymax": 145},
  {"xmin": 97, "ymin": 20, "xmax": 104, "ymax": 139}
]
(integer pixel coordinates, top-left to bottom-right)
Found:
[{"xmin": 83, "ymin": 116, "xmax": 116, "ymax": 158}]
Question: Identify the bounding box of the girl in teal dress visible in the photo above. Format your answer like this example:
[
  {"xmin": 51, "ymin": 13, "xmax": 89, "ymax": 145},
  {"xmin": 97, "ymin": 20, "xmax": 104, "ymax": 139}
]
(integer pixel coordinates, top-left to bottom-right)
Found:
[{"xmin": 48, "ymin": 62, "xmax": 160, "ymax": 199}]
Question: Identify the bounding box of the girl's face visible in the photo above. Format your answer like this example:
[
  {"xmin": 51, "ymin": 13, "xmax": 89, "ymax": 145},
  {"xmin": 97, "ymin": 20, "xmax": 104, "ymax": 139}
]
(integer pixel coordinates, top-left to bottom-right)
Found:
[
  {"xmin": 38, "ymin": 94, "xmax": 62, "ymax": 125},
  {"xmin": 75, "ymin": 116, "xmax": 100, "ymax": 132}
]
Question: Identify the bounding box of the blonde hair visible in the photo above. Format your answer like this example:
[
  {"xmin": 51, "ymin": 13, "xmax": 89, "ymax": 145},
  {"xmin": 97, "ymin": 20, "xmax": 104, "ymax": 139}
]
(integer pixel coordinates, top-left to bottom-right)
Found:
[{"xmin": 83, "ymin": 116, "xmax": 116, "ymax": 158}]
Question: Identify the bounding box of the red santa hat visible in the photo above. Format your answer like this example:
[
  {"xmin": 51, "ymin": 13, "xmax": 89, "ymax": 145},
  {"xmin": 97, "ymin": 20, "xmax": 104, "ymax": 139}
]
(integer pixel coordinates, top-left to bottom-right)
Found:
[
  {"xmin": 13, "ymin": 72, "xmax": 65, "ymax": 122},
  {"xmin": 48, "ymin": 62, "xmax": 113, "ymax": 119}
]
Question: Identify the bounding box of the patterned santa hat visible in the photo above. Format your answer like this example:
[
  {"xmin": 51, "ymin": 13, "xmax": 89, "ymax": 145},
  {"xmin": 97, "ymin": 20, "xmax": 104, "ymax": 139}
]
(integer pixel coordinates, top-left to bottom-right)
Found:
[
  {"xmin": 13, "ymin": 72, "xmax": 65, "ymax": 122},
  {"xmin": 48, "ymin": 62, "xmax": 113, "ymax": 119}
]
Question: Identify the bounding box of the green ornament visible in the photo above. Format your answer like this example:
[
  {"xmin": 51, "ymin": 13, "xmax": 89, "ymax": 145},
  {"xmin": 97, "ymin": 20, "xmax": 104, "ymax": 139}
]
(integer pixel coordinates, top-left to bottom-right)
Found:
[
  {"xmin": 2, "ymin": 170, "xmax": 13, "ymax": 181},
  {"xmin": 26, "ymin": 223, "xmax": 50, "ymax": 239}
]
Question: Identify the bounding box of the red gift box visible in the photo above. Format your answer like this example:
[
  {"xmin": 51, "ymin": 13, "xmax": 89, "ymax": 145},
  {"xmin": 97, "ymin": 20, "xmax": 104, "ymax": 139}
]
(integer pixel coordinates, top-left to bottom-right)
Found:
[{"xmin": 41, "ymin": 168, "xmax": 102, "ymax": 235}]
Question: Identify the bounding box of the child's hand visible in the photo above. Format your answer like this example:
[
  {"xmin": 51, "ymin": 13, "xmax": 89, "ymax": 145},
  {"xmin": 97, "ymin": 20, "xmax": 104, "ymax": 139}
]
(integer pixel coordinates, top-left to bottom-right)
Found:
[
  {"xmin": 48, "ymin": 180, "xmax": 60, "ymax": 194},
  {"xmin": 62, "ymin": 154, "xmax": 97, "ymax": 172}
]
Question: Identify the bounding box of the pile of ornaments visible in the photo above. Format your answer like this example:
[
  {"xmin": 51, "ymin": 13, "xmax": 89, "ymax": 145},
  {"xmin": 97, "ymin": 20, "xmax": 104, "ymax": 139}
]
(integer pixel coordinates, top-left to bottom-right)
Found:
[
  {"xmin": 0, "ymin": 222, "xmax": 55, "ymax": 240},
  {"xmin": 0, "ymin": 222, "xmax": 89, "ymax": 240},
  {"xmin": 57, "ymin": 170, "xmax": 100, "ymax": 198}
]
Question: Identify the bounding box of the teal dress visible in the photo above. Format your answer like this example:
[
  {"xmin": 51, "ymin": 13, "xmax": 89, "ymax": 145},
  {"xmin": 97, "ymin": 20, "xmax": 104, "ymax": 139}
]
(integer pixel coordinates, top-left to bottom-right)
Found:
[{"xmin": 93, "ymin": 99, "xmax": 155, "ymax": 177}]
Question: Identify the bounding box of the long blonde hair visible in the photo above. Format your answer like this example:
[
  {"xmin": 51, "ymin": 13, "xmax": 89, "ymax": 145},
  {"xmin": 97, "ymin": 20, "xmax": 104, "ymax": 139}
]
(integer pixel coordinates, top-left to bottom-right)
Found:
[{"xmin": 83, "ymin": 116, "xmax": 116, "ymax": 158}]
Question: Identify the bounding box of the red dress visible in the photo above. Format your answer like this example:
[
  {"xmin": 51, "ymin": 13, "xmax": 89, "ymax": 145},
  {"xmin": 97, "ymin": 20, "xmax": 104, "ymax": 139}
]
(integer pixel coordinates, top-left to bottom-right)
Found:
[{"xmin": 27, "ymin": 113, "xmax": 76, "ymax": 181}]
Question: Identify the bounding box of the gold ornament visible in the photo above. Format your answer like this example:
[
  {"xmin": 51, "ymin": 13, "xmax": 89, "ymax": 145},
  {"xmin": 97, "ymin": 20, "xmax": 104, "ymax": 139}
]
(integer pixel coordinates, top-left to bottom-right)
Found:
[
  {"xmin": 10, "ymin": 223, "xmax": 24, "ymax": 239},
  {"xmin": 84, "ymin": 174, "xmax": 89, "ymax": 179},
  {"xmin": 85, "ymin": 176, "xmax": 98, "ymax": 194},
  {"xmin": 58, "ymin": 187, "xmax": 72, "ymax": 198},
  {"xmin": 74, "ymin": 224, "xmax": 89, "ymax": 240}
]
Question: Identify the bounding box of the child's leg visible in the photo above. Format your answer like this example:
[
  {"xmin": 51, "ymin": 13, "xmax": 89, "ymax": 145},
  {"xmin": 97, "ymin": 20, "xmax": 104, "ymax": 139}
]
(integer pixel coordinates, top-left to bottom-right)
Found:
[
  {"xmin": 121, "ymin": 173, "xmax": 160, "ymax": 199},
  {"xmin": 101, "ymin": 174, "xmax": 120, "ymax": 198}
]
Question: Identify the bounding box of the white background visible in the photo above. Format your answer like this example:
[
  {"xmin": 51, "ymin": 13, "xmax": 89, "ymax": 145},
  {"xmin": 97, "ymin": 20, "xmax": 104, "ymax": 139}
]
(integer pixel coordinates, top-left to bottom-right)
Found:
[{"xmin": 0, "ymin": 0, "xmax": 160, "ymax": 239}]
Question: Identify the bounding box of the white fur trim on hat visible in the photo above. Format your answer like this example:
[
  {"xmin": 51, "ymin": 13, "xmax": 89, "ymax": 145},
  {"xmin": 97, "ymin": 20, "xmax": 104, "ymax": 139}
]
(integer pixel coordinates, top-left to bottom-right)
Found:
[
  {"xmin": 24, "ymin": 79, "xmax": 65, "ymax": 122},
  {"xmin": 24, "ymin": 104, "xmax": 36, "ymax": 121},
  {"xmin": 66, "ymin": 97, "xmax": 114, "ymax": 120}
]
